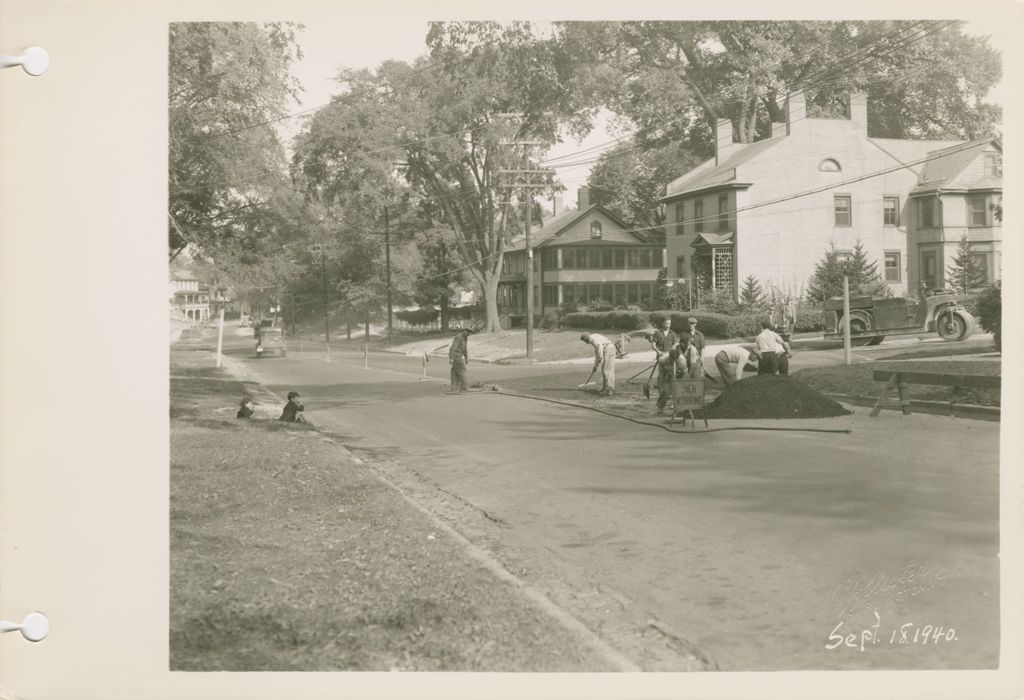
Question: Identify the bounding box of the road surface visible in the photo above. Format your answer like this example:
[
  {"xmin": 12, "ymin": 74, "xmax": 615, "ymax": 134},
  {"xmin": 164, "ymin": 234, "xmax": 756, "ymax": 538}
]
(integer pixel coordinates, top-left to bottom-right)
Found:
[{"xmin": 215, "ymin": 331, "xmax": 1000, "ymax": 671}]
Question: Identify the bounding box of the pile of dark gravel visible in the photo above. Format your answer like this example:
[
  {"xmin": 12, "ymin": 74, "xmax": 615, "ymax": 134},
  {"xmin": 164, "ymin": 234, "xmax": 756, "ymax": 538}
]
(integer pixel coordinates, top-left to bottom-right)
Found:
[{"xmin": 703, "ymin": 376, "xmax": 851, "ymax": 419}]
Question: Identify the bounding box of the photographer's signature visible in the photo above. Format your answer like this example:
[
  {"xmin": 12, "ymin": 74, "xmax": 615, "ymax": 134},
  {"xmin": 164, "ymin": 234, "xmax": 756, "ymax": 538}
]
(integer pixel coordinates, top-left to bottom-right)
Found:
[{"xmin": 830, "ymin": 561, "xmax": 945, "ymax": 619}]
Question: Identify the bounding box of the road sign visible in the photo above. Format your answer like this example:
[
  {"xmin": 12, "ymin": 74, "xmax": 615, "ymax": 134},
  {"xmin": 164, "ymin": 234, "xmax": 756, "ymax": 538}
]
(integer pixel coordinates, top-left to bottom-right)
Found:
[
  {"xmin": 670, "ymin": 378, "xmax": 708, "ymax": 429},
  {"xmin": 672, "ymin": 378, "xmax": 705, "ymax": 409}
]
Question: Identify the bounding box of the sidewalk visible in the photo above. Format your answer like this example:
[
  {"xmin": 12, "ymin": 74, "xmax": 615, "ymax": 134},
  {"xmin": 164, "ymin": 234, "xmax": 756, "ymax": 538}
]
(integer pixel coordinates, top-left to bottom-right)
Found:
[{"xmin": 169, "ymin": 341, "xmax": 624, "ymax": 672}]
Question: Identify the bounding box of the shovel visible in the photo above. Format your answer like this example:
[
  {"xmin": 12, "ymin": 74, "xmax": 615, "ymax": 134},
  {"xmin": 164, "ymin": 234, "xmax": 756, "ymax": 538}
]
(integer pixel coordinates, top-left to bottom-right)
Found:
[{"xmin": 578, "ymin": 368, "xmax": 597, "ymax": 390}]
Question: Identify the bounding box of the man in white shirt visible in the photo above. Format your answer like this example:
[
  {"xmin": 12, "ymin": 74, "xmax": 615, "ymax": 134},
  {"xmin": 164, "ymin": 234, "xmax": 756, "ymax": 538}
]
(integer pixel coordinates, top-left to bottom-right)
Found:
[
  {"xmin": 755, "ymin": 321, "xmax": 786, "ymax": 375},
  {"xmin": 581, "ymin": 332, "xmax": 617, "ymax": 396},
  {"xmin": 714, "ymin": 344, "xmax": 753, "ymax": 385}
]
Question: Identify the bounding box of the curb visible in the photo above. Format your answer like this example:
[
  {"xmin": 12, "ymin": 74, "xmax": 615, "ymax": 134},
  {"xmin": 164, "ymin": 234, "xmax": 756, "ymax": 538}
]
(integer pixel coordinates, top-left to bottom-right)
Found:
[{"xmin": 823, "ymin": 393, "xmax": 1000, "ymax": 421}]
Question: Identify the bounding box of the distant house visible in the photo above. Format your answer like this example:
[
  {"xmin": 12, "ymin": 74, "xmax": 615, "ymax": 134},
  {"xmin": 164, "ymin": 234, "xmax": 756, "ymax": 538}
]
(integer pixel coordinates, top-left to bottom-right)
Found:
[
  {"xmin": 169, "ymin": 268, "xmax": 211, "ymax": 322},
  {"xmin": 498, "ymin": 187, "xmax": 665, "ymax": 320},
  {"xmin": 661, "ymin": 92, "xmax": 1002, "ymax": 300},
  {"xmin": 169, "ymin": 266, "xmax": 231, "ymax": 322}
]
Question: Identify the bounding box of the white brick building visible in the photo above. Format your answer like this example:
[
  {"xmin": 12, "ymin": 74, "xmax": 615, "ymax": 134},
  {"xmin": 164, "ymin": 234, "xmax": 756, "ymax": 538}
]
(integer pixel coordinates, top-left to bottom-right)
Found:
[{"xmin": 661, "ymin": 92, "xmax": 1002, "ymax": 301}]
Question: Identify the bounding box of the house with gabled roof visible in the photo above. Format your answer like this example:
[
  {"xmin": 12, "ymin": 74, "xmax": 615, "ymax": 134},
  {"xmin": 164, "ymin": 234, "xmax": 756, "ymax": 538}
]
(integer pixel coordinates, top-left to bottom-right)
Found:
[
  {"xmin": 497, "ymin": 187, "xmax": 665, "ymax": 321},
  {"xmin": 906, "ymin": 138, "xmax": 1002, "ymax": 290},
  {"xmin": 661, "ymin": 91, "xmax": 1001, "ymax": 301}
]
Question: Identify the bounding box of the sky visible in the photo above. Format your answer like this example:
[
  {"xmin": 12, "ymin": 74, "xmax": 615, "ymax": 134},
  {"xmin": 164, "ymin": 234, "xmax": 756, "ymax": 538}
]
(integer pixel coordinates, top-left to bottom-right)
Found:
[{"xmin": 280, "ymin": 18, "xmax": 1011, "ymax": 210}]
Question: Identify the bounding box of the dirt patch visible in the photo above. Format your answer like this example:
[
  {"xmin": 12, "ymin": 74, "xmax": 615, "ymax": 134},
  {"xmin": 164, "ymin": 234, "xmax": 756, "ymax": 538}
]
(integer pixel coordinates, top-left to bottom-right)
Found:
[{"xmin": 703, "ymin": 376, "xmax": 852, "ymax": 419}]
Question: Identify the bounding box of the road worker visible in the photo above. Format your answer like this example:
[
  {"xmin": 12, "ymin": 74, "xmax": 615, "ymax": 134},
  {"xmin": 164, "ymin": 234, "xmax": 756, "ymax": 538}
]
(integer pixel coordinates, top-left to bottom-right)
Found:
[{"xmin": 580, "ymin": 332, "xmax": 617, "ymax": 396}]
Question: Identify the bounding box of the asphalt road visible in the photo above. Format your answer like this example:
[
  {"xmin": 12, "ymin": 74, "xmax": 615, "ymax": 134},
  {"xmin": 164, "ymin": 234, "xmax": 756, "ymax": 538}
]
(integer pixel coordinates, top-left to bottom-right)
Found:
[{"xmin": 216, "ymin": 330, "xmax": 1000, "ymax": 671}]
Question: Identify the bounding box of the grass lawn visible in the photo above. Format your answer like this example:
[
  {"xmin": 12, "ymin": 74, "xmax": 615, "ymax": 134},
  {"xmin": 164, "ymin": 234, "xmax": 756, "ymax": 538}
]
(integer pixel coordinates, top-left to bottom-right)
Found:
[
  {"xmin": 794, "ymin": 359, "xmax": 1001, "ymax": 406},
  {"xmin": 170, "ymin": 343, "xmax": 616, "ymax": 671}
]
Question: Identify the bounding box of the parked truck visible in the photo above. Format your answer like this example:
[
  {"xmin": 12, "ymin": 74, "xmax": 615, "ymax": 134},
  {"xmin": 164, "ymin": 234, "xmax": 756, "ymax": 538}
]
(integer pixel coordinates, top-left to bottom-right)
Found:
[{"xmin": 824, "ymin": 289, "xmax": 975, "ymax": 347}]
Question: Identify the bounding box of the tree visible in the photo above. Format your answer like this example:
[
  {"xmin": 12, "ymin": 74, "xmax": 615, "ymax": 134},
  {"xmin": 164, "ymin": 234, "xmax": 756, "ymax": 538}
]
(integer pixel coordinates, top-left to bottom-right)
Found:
[
  {"xmin": 292, "ymin": 22, "xmax": 591, "ymax": 333},
  {"xmin": 168, "ymin": 22, "xmax": 304, "ymax": 265},
  {"xmin": 587, "ymin": 140, "xmax": 702, "ymax": 232},
  {"xmin": 412, "ymin": 225, "xmax": 469, "ymax": 332},
  {"xmin": 739, "ymin": 274, "xmax": 764, "ymax": 307},
  {"xmin": 654, "ymin": 268, "xmax": 688, "ymax": 310},
  {"xmin": 975, "ymin": 282, "xmax": 1001, "ymax": 351},
  {"xmin": 946, "ymin": 233, "xmax": 985, "ymax": 296},
  {"xmin": 806, "ymin": 241, "xmax": 889, "ymax": 303},
  {"xmin": 556, "ymin": 21, "xmax": 1001, "ymax": 154}
]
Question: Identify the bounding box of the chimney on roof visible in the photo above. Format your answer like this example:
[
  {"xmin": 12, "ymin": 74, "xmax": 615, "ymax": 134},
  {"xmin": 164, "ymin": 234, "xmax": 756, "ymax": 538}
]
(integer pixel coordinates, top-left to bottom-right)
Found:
[
  {"xmin": 848, "ymin": 93, "xmax": 867, "ymax": 132},
  {"xmin": 577, "ymin": 186, "xmax": 590, "ymax": 210},
  {"xmin": 552, "ymin": 193, "xmax": 563, "ymax": 217},
  {"xmin": 771, "ymin": 122, "xmax": 787, "ymax": 138},
  {"xmin": 715, "ymin": 118, "xmax": 737, "ymax": 164},
  {"xmin": 785, "ymin": 92, "xmax": 806, "ymax": 135}
]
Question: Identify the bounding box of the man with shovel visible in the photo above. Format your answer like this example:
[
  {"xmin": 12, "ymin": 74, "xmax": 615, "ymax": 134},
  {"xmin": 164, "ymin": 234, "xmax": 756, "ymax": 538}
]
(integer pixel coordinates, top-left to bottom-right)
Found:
[{"xmin": 580, "ymin": 333, "xmax": 617, "ymax": 396}]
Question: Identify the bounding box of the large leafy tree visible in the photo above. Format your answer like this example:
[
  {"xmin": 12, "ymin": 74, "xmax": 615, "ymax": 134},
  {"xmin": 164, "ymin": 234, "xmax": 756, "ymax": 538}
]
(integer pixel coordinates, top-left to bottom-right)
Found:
[
  {"xmin": 168, "ymin": 22, "xmax": 304, "ymax": 269},
  {"xmin": 556, "ymin": 20, "xmax": 1001, "ymax": 153},
  {"xmin": 292, "ymin": 22, "xmax": 591, "ymax": 332},
  {"xmin": 587, "ymin": 140, "xmax": 702, "ymax": 232}
]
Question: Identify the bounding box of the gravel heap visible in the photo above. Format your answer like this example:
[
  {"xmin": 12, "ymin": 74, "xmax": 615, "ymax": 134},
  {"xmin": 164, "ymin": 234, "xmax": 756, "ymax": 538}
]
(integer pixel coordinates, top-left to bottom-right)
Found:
[{"xmin": 703, "ymin": 376, "xmax": 851, "ymax": 419}]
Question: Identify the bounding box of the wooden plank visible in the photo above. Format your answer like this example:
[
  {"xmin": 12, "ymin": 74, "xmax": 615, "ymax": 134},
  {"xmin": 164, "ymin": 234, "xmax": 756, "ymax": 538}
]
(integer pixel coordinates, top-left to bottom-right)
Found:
[
  {"xmin": 872, "ymin": 370, "xmax": 1000, "ymax": 389},
  {"xmin": 870, "ymin": 373, "xmax": 898, "ymax": 417}
]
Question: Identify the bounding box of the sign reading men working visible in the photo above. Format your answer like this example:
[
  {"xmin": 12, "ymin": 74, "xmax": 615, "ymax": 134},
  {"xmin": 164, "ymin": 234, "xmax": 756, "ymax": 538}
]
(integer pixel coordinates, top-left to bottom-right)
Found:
[
  {"xmin": 672, "ymin": 379, "xmax": 705, "ymax": 409},
  {"xmin": 671, "ymin": 378, "xmax": 708, "ymax": 429}
]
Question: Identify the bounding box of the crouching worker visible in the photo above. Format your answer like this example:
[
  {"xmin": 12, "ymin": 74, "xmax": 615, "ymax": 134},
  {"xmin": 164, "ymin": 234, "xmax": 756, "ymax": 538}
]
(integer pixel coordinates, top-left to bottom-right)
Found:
[
  {"xmin": 580, "ymin": 332, "xmax": 617, "ymax": 396},
  {"xmin": 279, "ymin": 391, "xmax": 306, "ymax": 423},
  {"xmin": 237, "ymin": 397, "xmax": 255, "ymax": 418},
  {"xmin": 714, "ymin": 345, "xmax": 754, "ymax": 386}
]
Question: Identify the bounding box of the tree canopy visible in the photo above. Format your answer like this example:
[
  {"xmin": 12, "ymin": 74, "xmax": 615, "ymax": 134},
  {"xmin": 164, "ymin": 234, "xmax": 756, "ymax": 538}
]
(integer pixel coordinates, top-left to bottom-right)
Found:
[{"xmin": 168, "ymin": 21, "xmax": 304, "ymax": 278}]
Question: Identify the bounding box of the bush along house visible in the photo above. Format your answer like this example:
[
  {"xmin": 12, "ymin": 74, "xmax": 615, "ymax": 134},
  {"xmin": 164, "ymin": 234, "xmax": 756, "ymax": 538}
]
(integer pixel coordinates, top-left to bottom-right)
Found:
[
  {"xmin": 661, "ymin": 91, "xmax": 1002, "ymax": 303},
  {"xmin": 497, "ymin": 187, "xmax": 665, "ymax": 326}
]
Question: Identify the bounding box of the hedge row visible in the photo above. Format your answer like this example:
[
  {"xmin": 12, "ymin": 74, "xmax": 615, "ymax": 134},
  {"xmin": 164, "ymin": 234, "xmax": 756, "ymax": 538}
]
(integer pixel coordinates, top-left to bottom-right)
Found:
[
  {"xmin": 563, "ymin": 309, "xmax": 648, "ymax": 331},
  {"xmin": 564, "ymin": 309, "xmax": 766, "ymax": 339},
  {"xmin": 395, "ymin": 308, "xmax": 440, "ymax": 325}
]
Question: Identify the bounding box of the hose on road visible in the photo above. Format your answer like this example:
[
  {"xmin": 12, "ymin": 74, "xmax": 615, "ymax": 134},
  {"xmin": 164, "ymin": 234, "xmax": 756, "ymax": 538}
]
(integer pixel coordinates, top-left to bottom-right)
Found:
[{"xmin": 483, "ymin": 386, "xmax": 853, "ymax": 435}]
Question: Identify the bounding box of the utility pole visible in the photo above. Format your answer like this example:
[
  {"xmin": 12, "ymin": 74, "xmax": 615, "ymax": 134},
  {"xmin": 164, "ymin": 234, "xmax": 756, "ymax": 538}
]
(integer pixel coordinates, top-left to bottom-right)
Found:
[
  {"xmin": 384, "ymin": 205, "xmax": 393, "ymax": 343},
  {"xmin": 311, "ymin": 243, "xmax": 331, "ymax": 344},
  {"xmin": 523, "ymin": 146, "xmax": 534, "ymax": 361},
  {"xmin": 497, "ymin": 113, "xmax": 549, "ymax": 363},
  {"xmin": 842, "ymin": 272, "xmax": 852, "ymax": 366}
]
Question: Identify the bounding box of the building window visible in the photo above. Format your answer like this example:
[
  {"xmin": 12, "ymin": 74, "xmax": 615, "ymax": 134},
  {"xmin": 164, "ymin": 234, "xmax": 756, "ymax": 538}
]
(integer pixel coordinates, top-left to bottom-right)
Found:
[
  {"xmin": 834, "ymin": 195, "xmax": 852, "ymax": 227},
  {"xmin": 653, "ymin": 249, "xmax": 664, "ymax": 268},
  {"xmin": 819, "ymin": 158, "xmax": 841, "ymax": 172},
  {"xmin": 694, "ymin": 199, "xmax": 705, "ymax": 233},
  {"xmin": 968, "ymin": 196, "xmax": 990, "ymax": 227},
  {"xmin": 983, "ymin": 153, "xmax": 1002, "ymax": 178},
  {"xmin": 676, "ymin": 255, "xmax": 686, "ymax": 279},
  {"xmin": 639, "ymin": 249, "xmax": 652, "ymax": 268},
  {"xmin": 717, "ymin": 194, "xmax": 729, "ymax": 231},
  {"xmin": 884, "ymin": 252, "xmax": 901, "ymax": 282},
  {"xmin": 675, "ymin": 204, "xmax": 685, "ymax": 236},
  {"xmin": 590, "ymin": 221, "xmax": 602, "ymax": 239},
  {"xmin": 601, "ymin": 248, "xmax": 613, "ymax": 268},
  {"xmin": 541, "ymin": 249, "xmax": 558, "ymax": 270},
  {"xmin": 614, "ymin": 249, "xmax": 625, "ymax": 268},
  {"xmin": 883, "ymin": 197, "xmax": 899, "ymax": 226},
  {"xmin": 626, "ymin": 250, "xmax": 638, "ymax": 268},
  {"xmin": 588, "ymin": 249, "xmax": 601, "ymax": 268},
  {"xmin": 918, "ymin": 198, "xmax": 940, "ymax": 229}
]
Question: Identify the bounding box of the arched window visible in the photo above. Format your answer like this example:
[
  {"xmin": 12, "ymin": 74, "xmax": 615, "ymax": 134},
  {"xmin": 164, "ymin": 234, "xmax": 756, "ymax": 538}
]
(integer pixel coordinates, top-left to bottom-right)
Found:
[
  {"xmin": 589, "ymin": 221, "xmax": 602, "ymax": 239},
  {"xmin": 819, "ymin": 158, "xmax": 842, "ymax": 172}
]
